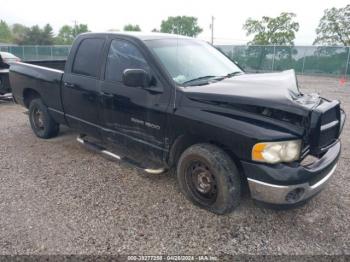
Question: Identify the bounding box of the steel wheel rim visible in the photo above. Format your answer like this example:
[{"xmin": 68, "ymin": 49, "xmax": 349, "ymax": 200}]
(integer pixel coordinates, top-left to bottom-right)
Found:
[
  {"xmin": 32, "ymin": 107, "xmax": 45, "ymax": 130},
  {"xmin": 185, "ymin": 160, "xmax": 218, "ymax": 205}
]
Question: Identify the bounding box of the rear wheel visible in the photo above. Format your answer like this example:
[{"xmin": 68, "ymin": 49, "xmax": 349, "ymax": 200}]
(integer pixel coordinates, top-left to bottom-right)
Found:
[
  {"xmin": 29, "ymin": 98, "xmax": 59, "ymax": 138},
  {"xmin": 0, "ymin": 75, "xmax": 11, "ymax": 94},
  {"xmin": 177, "ymin": 143, "xmax": 241, "ymax": 214},
  {"xmin": 0, "ymin": 76, "xmax": 4, "ymax": 95}
]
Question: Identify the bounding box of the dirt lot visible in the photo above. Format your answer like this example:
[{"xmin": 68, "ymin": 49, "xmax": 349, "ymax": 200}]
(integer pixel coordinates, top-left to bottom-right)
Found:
[{"xmin": 0, "ymin": 75, "xmax": 349, "ymax": 256}]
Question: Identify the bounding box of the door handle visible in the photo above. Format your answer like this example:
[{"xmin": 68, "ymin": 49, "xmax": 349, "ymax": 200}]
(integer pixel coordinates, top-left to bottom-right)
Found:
[{"xmin": 64, "ymin": 82, "xmax": 76, "ymax": 88}]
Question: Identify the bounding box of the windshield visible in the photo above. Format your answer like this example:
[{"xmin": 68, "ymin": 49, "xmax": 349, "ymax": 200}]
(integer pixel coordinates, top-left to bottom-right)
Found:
[{"xmin": 145, "ymin": 38, "xmax": 242, "ymax": 85}]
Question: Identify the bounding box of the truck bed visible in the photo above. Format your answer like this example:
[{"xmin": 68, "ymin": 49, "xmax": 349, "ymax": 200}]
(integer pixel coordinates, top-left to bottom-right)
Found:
[
  {"xmin": 25, "ymin": 60, "xmax": 66, "ymax": 71},
  {"xmin": 9, "ymin": 62, "xmax": 66, "ymax": 125}
]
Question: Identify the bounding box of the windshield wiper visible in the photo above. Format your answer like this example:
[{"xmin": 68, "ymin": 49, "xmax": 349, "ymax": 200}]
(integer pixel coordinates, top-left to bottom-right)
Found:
[
  {"xmin": 182, "ymin": 72, "xmax": 242, "ymax": 86},
  {"xmin": 224, "ymin": 71, "xmax": 243, "ymax": 78},
  {"xmin": 182, "ymin": 75, "xmax": 220, "ymax": 86}
]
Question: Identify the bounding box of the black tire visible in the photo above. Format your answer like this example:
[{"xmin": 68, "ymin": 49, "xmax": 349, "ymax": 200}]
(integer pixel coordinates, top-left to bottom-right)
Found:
[
  {"xmin": 177, "ymin": 143, "xmax": 241, "ymax": 214},
  {"xmin": 0, "ymin": 75, "xmax": 11, "ymax": 94},
  {"xmin": 29, "ymin": 98, "xmax": 59, "ymax": 139},
  {"xmin": 0, "ymin": 76, "xmax": 4, "ymax": 95}
]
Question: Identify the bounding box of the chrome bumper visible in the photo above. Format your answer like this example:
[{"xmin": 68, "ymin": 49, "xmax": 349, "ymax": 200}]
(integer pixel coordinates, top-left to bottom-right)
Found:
[{"xmin": 248, "ymin": 164, "xmax": 337, "ymax": 204}]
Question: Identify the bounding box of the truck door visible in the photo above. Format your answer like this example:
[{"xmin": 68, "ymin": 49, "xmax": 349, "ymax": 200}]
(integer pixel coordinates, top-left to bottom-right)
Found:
[
  {"xmin": 62, "ymin": 37, "xmax": 106, "ymax": 138},
  {"xmin": 100, "ymin": 38, "xmax": 171, "ymax": 167}
]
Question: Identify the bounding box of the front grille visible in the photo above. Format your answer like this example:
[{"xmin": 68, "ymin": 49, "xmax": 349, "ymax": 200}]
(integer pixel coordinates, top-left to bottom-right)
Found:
[
  {"xmin": 310, "ymin": 100, "xmax": 340, "ymax": 153},
  {"xmin": 319, "ymin": 122, "xmax": 339, "ymax": 148},
  {"xmin": 321, "ymin": 108, "xmax": 337, "ymax": 125}
]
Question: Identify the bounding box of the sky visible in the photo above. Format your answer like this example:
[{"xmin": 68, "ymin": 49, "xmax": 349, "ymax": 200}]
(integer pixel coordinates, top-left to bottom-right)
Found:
[{"xmin": 1, "ymin": 0, "xmax": 349, "ymax": 45}]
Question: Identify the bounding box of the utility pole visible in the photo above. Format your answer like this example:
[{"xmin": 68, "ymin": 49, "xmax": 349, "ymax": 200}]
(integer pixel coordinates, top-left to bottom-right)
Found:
[
  {"xmin": 210, "ymin": 16, "xmax": 215, "ymax": 45},
  {"xmin": 72, "ymin": 20, "xmax": 78, "ymax": 37}
]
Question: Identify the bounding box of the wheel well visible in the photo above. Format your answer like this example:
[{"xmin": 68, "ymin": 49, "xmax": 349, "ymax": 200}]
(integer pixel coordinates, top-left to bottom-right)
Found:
[
  {"xmin": 168, "ymin": 135, "xmax": 199, "ymax": 168},
  {"xmin": 23, "ymin": 89, "xmax": 40, "ymax": 108},
  {"xmin": 168, "ymin": 135, "xmax": 248, "ymax": 190},
  {"xmin": 168, "ymin": 135, "xmax": 242, "ymax": 170}
]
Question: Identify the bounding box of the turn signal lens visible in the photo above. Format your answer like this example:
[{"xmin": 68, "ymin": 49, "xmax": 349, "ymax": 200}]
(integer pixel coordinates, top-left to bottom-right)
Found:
[{"xmin": 252, "ymin": 143, "xmax": 266, "ymax": 161}]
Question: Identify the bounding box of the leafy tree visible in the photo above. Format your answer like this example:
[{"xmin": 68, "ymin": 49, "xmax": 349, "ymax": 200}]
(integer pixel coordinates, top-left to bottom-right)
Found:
[
  {"xmin": 21, "ymin": 25, "xmax": 41, "ymax": 44},
  {"xmin": 55, "ymin": 24, "xmax": 89, "ymax": 45},
  {"xmin": 314, "ymin": 4, "xmax": 350, "ymax": 46},
  {"xmin": 72, "ymin": 24, "xmax": 89, "ymax": 37},
  {"xmin": 160, "ymin": 16, "xmax": 203, "ymax": 37},
  {"xmin": 21, "ymin": 24, "xmax": 54, "ymax": 45},
  {"xmin": 243, "ymin": 12, "xmax": 299, "ymax": 45},
  {"xmin": 11, "ymin": 23, "xmax": 28, "ymax": 44},
  {"xmin": 123, "ymin": 24, "xmax": 141, "ymax": 31},
  {"xmin": 243, "ymin": 13, "xmax": 299, "ymax": 72},
  {"xmin": 55, "ymin": 25, "xmax": 74, "ymax": 44},
  {"xmin": 0, "ymin": 20, "xmax": 12, "ymax": 43},
  {"xmin": 42, "ymin": 24, "xmax": 54, "ymax": 44}
]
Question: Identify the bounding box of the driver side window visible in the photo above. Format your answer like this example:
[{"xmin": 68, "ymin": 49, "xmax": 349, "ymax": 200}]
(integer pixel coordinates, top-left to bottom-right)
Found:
[{"xmin": 105, "ymin": 39, "xmax": 150, "ymax": 82}]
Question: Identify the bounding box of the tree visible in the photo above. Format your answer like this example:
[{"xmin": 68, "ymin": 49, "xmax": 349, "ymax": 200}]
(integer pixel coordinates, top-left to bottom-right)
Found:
[
  {"xmin": 242, "ymin": 13, "xmax": 299, "ymax": 72},
  {"xmin": 72, "ymin": 24, "xmax": 89, "ymax": 37},
  {"xmin": 21, "ymin": 25, "xmax": 41, "ymax": 45},
  {"xmin": 55, "ymin": 25, "xmax": 74, "ymax": 44},
  {"xmin": 243, "ymin": 12, "xmax": 299, "ymax": 45},
  {"xmin": 314, "ymin": 4, "xmax": 350, "ymax": 46},
  {"xmin": 11, "ymin": 23, "xmax": 28, "ymax": 44},
  {"xmin": 123, "ymin": 24, "xmax": 141, "ymax": 31},
  {"xmin": 0, "ymin": 20, "xmax": 12, "ymax": 43},
  {"xmin": 55, "ymin": 24, "xmax": 89, "ymax": 45},
  {"xmin": 42, "ymin": 24, "xmax": 54, "ymax": 44},
  {"xmin": 160, "ymin": 16, "xmax": 203, "ymax": 37},
  {"xmin": 21, "ymin": 24, "xmax": 54, "ymax": 45}
]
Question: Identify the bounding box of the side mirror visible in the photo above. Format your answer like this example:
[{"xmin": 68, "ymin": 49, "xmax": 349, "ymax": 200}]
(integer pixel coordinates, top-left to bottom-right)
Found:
[{"xmin": 122, "ymin": 69, "xmax": 151, "ymax": 88}]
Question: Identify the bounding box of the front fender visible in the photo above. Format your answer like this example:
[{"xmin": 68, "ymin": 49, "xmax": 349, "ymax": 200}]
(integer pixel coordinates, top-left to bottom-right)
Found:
[{"xmin": 167, "ymin": 106, "xmax": 300, "ymax": 162}]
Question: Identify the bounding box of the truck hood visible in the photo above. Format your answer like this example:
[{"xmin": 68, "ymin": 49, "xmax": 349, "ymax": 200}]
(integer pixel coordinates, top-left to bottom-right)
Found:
[{"xmin": 182, "ymin": 70, "xmax": 319, "ymax": 116}]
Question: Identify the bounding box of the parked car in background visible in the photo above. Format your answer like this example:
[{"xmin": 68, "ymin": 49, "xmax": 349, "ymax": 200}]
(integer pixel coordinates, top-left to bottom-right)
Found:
[{"xmin": 0, "ymin": 51, "xmax": 20, "ymax": 94}]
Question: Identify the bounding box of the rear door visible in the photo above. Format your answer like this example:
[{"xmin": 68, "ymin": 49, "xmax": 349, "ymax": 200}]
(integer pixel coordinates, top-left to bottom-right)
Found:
[
  {"xmin": 99, "ymin": 37, "xmax": 172, "ymax": 167},
  {"xmin": 62, "ymin": 37, "xmax": 106, "ymax": 138}
]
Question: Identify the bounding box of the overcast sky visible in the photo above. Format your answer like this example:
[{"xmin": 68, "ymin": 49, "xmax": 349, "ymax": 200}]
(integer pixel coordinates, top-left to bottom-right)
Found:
[{"xmin": 1, "ymin": 0, "xmax": 348, "ymax": 45}]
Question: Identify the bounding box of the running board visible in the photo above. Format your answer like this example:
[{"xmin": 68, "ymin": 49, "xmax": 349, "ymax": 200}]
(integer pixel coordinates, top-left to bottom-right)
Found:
[
  {"xmin": 76, "ymin": 135, "xmax": 166, "ymax": 174},
  {"xmin": 0, "ymin": 93, "xmax": 13, "ymax": 101}
]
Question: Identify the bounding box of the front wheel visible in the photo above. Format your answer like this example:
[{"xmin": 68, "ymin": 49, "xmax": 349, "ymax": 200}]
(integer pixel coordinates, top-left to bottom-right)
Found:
[
  {"xmin": 29, "ymin": 98, "xmax": 59, "ymax": 139},
  {"xmin": 177, "ymin": 143, "xmax": 241, "ymax": 214}
]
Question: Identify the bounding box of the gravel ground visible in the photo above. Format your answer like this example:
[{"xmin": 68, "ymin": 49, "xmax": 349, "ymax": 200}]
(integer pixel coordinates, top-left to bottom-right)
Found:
[{"xmin": 0, "ymin": 75, "xmax": 349, "ymax": 256}]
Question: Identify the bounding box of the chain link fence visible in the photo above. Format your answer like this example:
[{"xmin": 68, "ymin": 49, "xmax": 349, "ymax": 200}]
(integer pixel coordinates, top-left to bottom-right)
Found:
[
  {"xmin": 217, "ymin": 45, "xmax": 350, "ymax": 77},
  {"xmin": 0, "ymin": 45, "xmax": 71, "ymax": 61},
  {"xmin": 1, "ymin": 44, "xmax": 349, "ymax": 77}
]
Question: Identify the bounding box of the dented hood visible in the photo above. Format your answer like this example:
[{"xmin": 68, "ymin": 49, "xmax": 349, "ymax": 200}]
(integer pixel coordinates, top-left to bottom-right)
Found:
[{"xmin": 182, "ymin": 70, "xmax": 318, "ymax": 116}]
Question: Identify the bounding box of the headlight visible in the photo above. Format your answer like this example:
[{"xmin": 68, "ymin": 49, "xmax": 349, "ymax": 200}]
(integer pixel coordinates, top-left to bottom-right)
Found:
[{"xmin": 252, "ymin": 140, "xmax": 301, "ymax": 164}]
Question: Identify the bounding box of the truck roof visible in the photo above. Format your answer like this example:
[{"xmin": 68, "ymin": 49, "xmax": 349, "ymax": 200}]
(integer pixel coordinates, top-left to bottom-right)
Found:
[{"xmin": 79, "ymin": 32, "xmax": 192, "ymax": 41}]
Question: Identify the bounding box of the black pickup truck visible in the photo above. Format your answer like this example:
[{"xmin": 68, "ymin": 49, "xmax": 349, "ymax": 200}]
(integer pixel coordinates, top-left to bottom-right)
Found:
[{"xmin": 10, "ymin": 32, "xmax": 345, "ymax": 214}]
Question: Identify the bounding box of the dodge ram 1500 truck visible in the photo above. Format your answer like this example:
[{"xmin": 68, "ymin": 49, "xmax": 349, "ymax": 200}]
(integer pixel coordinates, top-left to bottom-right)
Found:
[{"xmin": 10, "ymin": 32, "xmax": 345, "ymax": 214}]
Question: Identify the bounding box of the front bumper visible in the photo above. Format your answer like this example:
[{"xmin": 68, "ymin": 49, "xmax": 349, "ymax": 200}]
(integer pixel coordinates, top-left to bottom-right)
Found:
[
  {"xmin": 248, "ymin": 164, "xmax": 337, "ymax": 204},
  {"xmin": 242, "ymin": 140, "xmax": 341, "ymax": 205}
]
